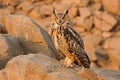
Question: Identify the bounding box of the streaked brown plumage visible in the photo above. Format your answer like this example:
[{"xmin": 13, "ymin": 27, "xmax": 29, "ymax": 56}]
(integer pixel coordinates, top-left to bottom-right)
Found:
[{"xmin": 51, "ymin": 8, "xmax": 90, "ymax": 68}]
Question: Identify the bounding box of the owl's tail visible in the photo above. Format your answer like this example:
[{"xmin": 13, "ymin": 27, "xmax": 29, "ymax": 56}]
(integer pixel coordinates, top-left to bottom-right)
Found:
[{"xmin": 76, "ymin": 50, "xmax": 90, "ymax": 68}]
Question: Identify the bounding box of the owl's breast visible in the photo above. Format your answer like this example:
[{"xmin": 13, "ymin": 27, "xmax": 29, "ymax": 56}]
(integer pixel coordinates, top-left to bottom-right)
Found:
[{"xmin": 51, "ymin": 29, "xmax": 69, "ymax": 56}]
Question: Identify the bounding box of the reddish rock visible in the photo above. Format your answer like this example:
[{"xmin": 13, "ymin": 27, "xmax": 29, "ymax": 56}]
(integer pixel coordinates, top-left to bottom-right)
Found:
[
  {"xmin": 61, "ymin": 0, "xmax": 89, "ymax": 7},
  {"xmin": 38, "ymin": 17, "xmax": 51, "ymax": 31},
  {"xmin": 9, "ymin": 0, "xmax": 24, "ymax": 7},
  {"xmin": 39, "ymin": 5, "xmax": 53, "ymax": 17},
  {"xmin": 79, "ymin": 68, "xmax": 97, "ymax": 80},
  {"xmin": 16, "ymin": 1, "xmax": 34, "ymax": 14},
  {"xmin": 79, "ymin": 0, "xmax": 90, "ymax": 7},
  {"xmin": 84, "ymin": 16, "xmax": 94, "ymax": 30},
  {"xmin": 94, "ymin": 11, "xmax": 117, "ymax": 31},
  {"xmin": 90, "ymin": 0, "xmax": 102, "ymax": 10},
  {"xmin": 102, "ymin": 0, "xmax": 120, "ymax": 17},
  {"xmin": 102, "ymin": 12, "xmax": 117, "ymax": 27},
  {"xmin": 84, "ymin": 34, "xmax": 101, "ymax": 61},
  {"xmin": 90, "ymin": 3, "xmax": 102, "ymax": 10},
  {"xmin": 79, "ymin": 7, "xmax": 91, "ymax": 18},
  {"xmin": 74, "ymin": 26, "xmax": 85, "ymax": 33},
  {"xmin": 102, "ymin": 32, "xmax": 112, "ymax": 38},
  {"xmin": 92, "ymin": 28, "xmax": 102, "ymax": 36},
  {"xmin": 69, "ymin": 7, "xmax": 77, "ymax": 19},
  {"xmin": 103, "ymin": 37, "xmax": 120, "ymax": 70},
  {"xmin": 29, "ymin": 7, "xmax": 42, "ymax": 20},
  {"xmin": 72, "ymin": 16, "xmax": 93, "ymax": 30},
  {"xmin": 94, "ymin": 16, "xmax": 101, "ymax": 29},
  {"xmin": 0, "ymin": 24, "xmax": 7, "ymax": 34},
  {"xmin": 100, "ymin": 21, "xmax": 113, "ymax": 32},
  {"xmin": 92, "ymin": 0, "xmax": 101, "ymax": 3},
  {"xmin": 0, "ymin": 8, "xmax": 12, "ymax": 15}
]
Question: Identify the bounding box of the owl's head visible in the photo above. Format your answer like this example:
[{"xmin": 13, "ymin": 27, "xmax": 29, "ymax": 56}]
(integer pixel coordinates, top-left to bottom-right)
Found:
[{"xmin": 52, "ymin": 8, "xmax": 70, "ymax": 29}]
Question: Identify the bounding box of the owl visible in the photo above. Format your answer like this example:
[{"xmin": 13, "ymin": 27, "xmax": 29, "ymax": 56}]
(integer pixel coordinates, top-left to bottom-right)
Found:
[{"xmin": 51, "ymin": 8, "xmax": 90, "ymax": 68}]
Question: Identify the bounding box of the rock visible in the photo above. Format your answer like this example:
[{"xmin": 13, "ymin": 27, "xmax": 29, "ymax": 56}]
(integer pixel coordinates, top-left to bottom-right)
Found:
[
  {"xmin": 84, "ymin": 34, "xmax": 101, "ymax": 61},
  {"xmin": 96, "ymin": 69, "xmax": 120, "ymax": 80},
  {"xmin": 46, "ymin": 72, "xmax": 85, "ymax": 80},
  {"xmin": 84, "ymin": 16, "xmax": 94, "ymax": 30},
  {"xmin": 16, "ymin": 0, "xmax": 34, "ymax": 14},
  {"xmin": 0, "ymin": 53, "xmax": 120, "ymax": 80},
  {"xmin": 94, "ymin": 11, "xmax": 117, "ymax": 31},
  {"xmin": 103, "ymin": 37, "xmax": 120, "ymax": 70},
  {"xmin": 1, "ymin": 15, "xmax": 58, "ymax": 59},
  {"xmin": 0, "ymin": 24, "xmax": 3, "ymax": 33},
  {"xmin": 72, "ymin": 16, "xmax": 93, "ymax": 30},
  {"xmin": 100, "ymin": 21, "xmax": 114, "ymax": 32},
  {"xmin": 95, "ymin": 47, "xmax": 109, "ymax": 68},
  {"xmin": 102, "ymin": 32, "xmax": 112, "ymax": 38},
  {"xmin": 29, "ymin": 7, "xmax": 42, "ymax": 20},
  {"xmin": 90, "ymin": 0, "xmax": 102, "ymax": 10},
  {"xmin": 79, "ymin": 68, "xmax": 97, "ymax": 80},
  {"xmin": 102, "ymin": 12, "xmax": 117, "ymax": 26},
  {"xmin": 0, "ymin": 0, "xmax": 9, "ymax": 5},
  {"xmin": 69, "ymin": 7, "xmax": 77, "ymax": 19},
  {"xmin": 38, "ymin": 17, "xmax": 51, "ymax": 32},
  {"xmin": 94, "ymin": 16, "xmax": 101, "ymax": 29},
  {"xmin": 0, "ymin": 23, "xmax": 7, "ymax": 34},
  {"xmin": 92, "ymin": 28, "xmax": 102, "ymax": 36},
  {"xmin": 73, "ymin": 26, "xmax": 85, "ymax": 33},
  {"xmin": 39, "ymin": 5, "xmax": 53, "ymax": 17},
  {"xmin": 90, "ymin": 3, "xmax": 102, "ymax": 10},
  {"xmin": 102, "ymin": 0, "xmax": 120, "ymax": 17},
  {"xmin": 9, "ymin": 0, "xmax": 24, "ymax": 7},
  {"xmin": 61, "ymin": 0, "xmax": 89, "ymax": 7},
  {"xmin": 92, "ymin": 0, "xmax": 101, "ymax": 3},
  {"xmin": 0, "ymin": 53, "xmax": 88, "ymax": 80},
  {"xmin": 79, "ymin": 0, "xmax": 90, "ymax": 7},
  {"xmin": 0, "ymin": 8, "xmax": 12, "ymax": 15},
  {"xmin": 79, "ymin": 7, "xmax": 91, "ymax": 18},
  {"xmin": 0, "ymin": 34, "xmax": 24, "ymax": 69}
]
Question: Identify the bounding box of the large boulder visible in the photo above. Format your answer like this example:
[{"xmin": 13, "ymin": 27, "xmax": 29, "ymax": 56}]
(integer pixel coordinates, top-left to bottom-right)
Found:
[
  {"xmin": 0, "ymin": 53, "xmax": 89, "ymax": 80},
  {"xmin": 1, "ymin": 15, "xmax": 58, "ymax": 59},
  {"xmin": 0, "ymin": 53, "xmax": 119, "ymax": 80},
  {"xmin": 0, "ymin": 34, "xmax": 24, "ymax": 69}
]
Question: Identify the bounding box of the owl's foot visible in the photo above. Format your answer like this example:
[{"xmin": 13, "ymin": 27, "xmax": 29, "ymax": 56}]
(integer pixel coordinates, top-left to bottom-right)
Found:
[{"xmin": 60, "ymin": 58, "xmax": 73, "ymax": 68}]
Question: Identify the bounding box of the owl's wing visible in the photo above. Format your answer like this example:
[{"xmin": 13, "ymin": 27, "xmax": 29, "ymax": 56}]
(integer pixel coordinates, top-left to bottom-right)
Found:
[
  {"xmin": 63, "ymin": 27, "xmax": 90, "ymax": 68},
  {"xmin": 64, "ymin": 27, "xmax": 84, "ymax": 49}
]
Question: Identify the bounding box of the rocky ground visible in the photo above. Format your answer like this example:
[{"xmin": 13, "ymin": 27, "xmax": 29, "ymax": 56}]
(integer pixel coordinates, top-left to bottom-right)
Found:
[{"xmin": 0, "ymin": 0, "xmax": 120, "ymax": 80}]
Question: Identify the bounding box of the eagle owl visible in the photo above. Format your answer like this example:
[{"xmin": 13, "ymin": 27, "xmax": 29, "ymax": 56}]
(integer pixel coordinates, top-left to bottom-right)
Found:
[{"xmin": 51, "ymin": 8, "xmax": 90, "ymax": 68}]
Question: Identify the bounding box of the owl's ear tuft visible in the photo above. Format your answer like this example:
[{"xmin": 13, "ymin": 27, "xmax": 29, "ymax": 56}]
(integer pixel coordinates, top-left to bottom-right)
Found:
[
  {"xmin": 53, "ymin": 8, "xmax": 58, "ymax": 18},
  {"xmin": 62, "ymin": 9, "xmax": 68, "ymax": 19}
]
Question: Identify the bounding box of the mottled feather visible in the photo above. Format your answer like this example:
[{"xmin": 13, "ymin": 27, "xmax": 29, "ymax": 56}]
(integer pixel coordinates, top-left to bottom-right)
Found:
[
  {"xmin": 51, "ymin": 9, "xmax": 90, "ymax": 68},
  {"xmin": 63, "ymin": 27, "xmax": 90, "ymax": 68}
]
